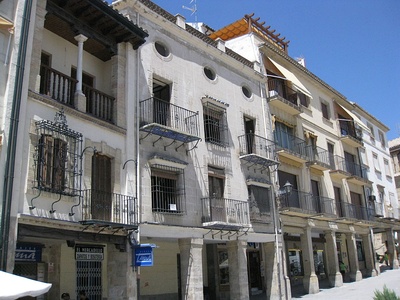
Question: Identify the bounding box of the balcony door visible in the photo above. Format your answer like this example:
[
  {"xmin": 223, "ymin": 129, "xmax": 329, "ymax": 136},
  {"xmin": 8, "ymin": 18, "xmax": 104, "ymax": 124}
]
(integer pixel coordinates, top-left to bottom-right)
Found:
[
  {"xmin": 344, "ymin": 151, "xmax": 356, "ymax": 175},
  {"xmin": 274, "ymin": 121, "xmax": 294, "ymax": 150},
  {"xmin": 208, "ymin": 167, "xmax": 225, "ymax": 222},
  {"xmin": 278, "ymin": 171, "xmax": 299, "ymax": 208},
  {"xmin": 311, "ymin": 180, "xmax": 321, "ymax": 213},
  {"xmin": 91, "ymin": 153, "xmax": 112, "ymax": 221},
  {"xmin": 334, "ymin": 187, "xmax": 344, "ymax": 217},
  {"xmin": 153, "ymin": 78, "xmax": 171, "ymax": 126},
  {"xmin": 244, "ymin": 116, "xmax": 255, "ymax": 154}
]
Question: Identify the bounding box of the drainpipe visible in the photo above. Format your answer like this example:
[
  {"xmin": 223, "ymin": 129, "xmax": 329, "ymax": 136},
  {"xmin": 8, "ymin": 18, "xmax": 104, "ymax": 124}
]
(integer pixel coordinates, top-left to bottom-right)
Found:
[{"xmin": 1, "ymin": 0, "xmax": 33, "ymax": 271}]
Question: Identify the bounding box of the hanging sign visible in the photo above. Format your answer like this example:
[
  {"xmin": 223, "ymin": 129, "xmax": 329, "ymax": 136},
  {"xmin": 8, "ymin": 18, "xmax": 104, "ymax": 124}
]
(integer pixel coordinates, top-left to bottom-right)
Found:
[{"xmin": 134, "ymin": 244, "xmax": 156, "ymax": 267}]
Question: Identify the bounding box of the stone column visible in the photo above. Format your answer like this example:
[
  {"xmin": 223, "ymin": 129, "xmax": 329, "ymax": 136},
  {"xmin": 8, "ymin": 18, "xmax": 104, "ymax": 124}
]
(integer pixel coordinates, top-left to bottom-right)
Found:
[
  {"xmin": 108, "ymin": 243, "xmax": 137, "ymax": 300},
  {"xmin": 178, "ymin": 238, "xmax": 204, "ymax": 300},
  {"xmin": 227, "ymin": 240, "xmax": 249, "ymax": 300},
  {"xmin": 74, "ymin": 34, "xmax": 88, "ymax": 112},
  {"xmin": 345, "ymin": 233, "xmax": 362, "ymax": 281},
  {"xmin": 300, "ymin": 227, "xmax": 319, "ymax": 294},
  {"xmin": 263, "ymin": 241, "xmax": 288, "ymax": 299},
  {"xmin": 29, "ymin": 0, "xmax": 47, "ymax": 92},
  {"xmin": 386, "ymin": 228, "xmax": 399, "ymax": 269},
  {"xmin": 362, "ymin": 233, "xmax": 377, "ymax": 276},
  {"xmin": 324, "ymin": 230, "xmax": 342, "ymax": 287}
]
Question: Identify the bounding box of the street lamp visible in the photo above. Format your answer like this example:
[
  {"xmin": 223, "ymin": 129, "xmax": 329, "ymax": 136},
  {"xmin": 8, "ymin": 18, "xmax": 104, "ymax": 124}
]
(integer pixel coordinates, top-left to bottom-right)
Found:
[{"xmin": 283, "ymin": 181, "xmax": 293, "ymax": 194}]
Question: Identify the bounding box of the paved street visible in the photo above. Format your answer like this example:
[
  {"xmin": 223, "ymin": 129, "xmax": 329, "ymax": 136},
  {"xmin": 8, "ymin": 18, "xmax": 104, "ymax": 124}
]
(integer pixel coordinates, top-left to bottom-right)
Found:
[{"xmin": 292, "ymin": 267, "xmax": 400, "ymax": 299}]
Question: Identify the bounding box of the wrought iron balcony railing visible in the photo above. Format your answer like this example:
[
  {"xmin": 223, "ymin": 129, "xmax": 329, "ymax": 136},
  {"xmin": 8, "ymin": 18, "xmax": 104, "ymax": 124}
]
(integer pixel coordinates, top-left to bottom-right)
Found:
[
  {"xmin": 267, "ymin": 79, "xmax": 302, "ymax": 107},
  {"xmin": 306, "ymin": 146, "xmax": 334, "ymax": 169},
  {"xmin": 139, "ymin": 97, "xmax": 200, "ymax": 142},
  {"xmin": 336, "ymin": 201, "xmax": 374, "ymax": 221},
  {"xmin": 238, "ymin": 134, "xmax": 278, "ymax": 167},
  {"xmin": 343, "ymin": 160, "xmax": 368, "ymax": 179},
  {"xmin": 339, "ymin": 120, "xmax": 363, "ymax": 142},
  {"xmin": 274, "ymin": 130, "xmax": 310, "ymax": 159},
  {"xmin": 279, "ymin": 189, "xmax": 317, "ymax": 214},
  {"xmin": 201, "ymin": 197, "xmax": 250, "ymax": 227},
  {"xmin": 82, "ymin": 189, "xmax": 137, "ymax": 225}
]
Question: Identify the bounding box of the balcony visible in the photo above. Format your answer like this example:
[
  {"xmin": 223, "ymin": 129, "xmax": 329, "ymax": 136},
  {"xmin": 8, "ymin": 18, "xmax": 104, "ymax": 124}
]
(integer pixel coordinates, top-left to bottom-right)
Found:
[
  {"xmin": 329, "ymin": 155, "xmax": 351, "ymax": 180},
  {"xmin": 139, "ymin": 97, "xmax": 201, "ymax": 144},
  {"xmin": 274, "ymin": 130, "xmax": 309, "ymax": 164},
  {"xmin": 337, "ymin": 202, "xmax": 375, "ymax": 222},
  {"xmin": 238, "ymin": 134, "xmax": 279, "ymax": 168},
  {"xmin": 201, "ymin": 197, "xmax": 251, "ymax": 230},
  {"xmin": 81, "ymin": 189, "xmax": 137, "ymax": 225},
  {"xmin": 306, "ymin": 146, "xmax": 334, "ymax": 171},
  {"xmin": 39, "ymin": 65, "xmax": 115, "ymax": 123},
  {"xmin": 267, "ymin": 79, "xmax": 303, "ymax": 115},
  {"xmin": 344, "ymin": 161, "xmax": 369, "ymax": 185},
  {"xmin": 339, "ymin": 120, "xmax": 363, "ymax": 147}
]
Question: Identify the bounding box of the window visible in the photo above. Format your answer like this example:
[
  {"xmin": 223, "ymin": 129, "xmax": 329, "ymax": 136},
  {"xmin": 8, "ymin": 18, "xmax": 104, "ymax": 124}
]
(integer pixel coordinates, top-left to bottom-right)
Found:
[
  {"xmin": 203, "ymin": 104, "xmax": 228, "ymax": 146},
  {"xmin": 151, "ymin": 167, "xmax": 184, "ymax": 213},
  {"xmin": 368, "ymin": 123, "xmax": 375, "ymax": 142},
  {"xmin": 248, "ymin": 185, "xmax": 271, "ymax": 221},
  {"xmin": 34, "ymin": 109, "xmax": 82, "ymax": 196},
  {"xmin": 321, "ymin": 101, "xmax": 329, "ymax": 119},
  {"xmin": 384, "ymin": 159, "xmax": 391, "ymax": 177},
  {"xmin": 154, "ymin": 41, "xmax": 170, "ymax": 57},
  {"xmin": 373, "ymin": 153, "xmax": 381, "ymax": 172},
  {"xmin": 37, "ymin": 135, "xmax": 67, "ymax": 192},
  {"xmin": 360, "ymin": 148, "xmax": 368, "ymax": 167},
  {"xmin": 298, "ymin": 92, "xmax": 309, "ymax": 107},
  {"xmin": 204, "ymin": 66, "xmax": 216, "ymax": 81},
  {"xmin": 378, "ymin": 131, "xmax": 385, "ymax": 148},
  {"xmin": 242, "ymin": 85, "xmax": 252, "ymax": 98}
]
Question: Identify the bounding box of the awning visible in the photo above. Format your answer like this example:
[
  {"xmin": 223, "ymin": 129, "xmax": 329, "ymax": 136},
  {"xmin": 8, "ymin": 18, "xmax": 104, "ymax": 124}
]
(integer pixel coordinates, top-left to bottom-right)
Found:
[
  {"xmin": 268, "ymin": 58, "xmax": 312, "ymax": 98},
  {"xmin": 0, "ymin": 16, "xmax": 13, "ymax": 29},
  {"xmin": 0, "ymin": 271, "xmax": 52, "ymax": 299},
  {"xmin": 337, "ymin": 103, "xmax": 371, "ymax": 133}
]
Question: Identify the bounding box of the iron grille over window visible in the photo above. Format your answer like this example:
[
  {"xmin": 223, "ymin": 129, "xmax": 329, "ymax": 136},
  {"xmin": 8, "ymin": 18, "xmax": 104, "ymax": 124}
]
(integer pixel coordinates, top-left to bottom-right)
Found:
[
  {"xmin": 151, "ymin": 165, "xmax": 185, "ymax": 213},
  {"xmin": 203, "ymin": 103, "xmax": 228, "ymax": 147},
  {"xmin": 34, "ymin": 109, "xmax": 82, "ymax": 196}
]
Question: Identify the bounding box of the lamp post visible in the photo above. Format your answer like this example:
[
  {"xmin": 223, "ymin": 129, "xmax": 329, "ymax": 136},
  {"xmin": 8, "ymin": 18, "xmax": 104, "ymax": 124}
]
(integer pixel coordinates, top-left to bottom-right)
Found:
[{"xmin": 282, "ymin": 181, "xmax": 293, "ymax": 208}]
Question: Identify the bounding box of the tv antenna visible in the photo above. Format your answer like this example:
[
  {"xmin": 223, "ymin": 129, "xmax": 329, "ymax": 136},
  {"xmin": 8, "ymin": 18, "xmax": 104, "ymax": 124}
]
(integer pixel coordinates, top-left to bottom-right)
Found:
[{"xmin": 182, "ymin": 0, "xmax": 198, "ymax": 22}]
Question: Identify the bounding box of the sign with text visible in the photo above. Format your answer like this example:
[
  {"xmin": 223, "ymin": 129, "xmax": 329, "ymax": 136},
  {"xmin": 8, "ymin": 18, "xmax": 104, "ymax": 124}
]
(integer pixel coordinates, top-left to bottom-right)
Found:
[
  {"xmin": 75, "ymin": 245, "xmax": 104, "ymax": 261},
  {"xmin": 15, "ymin": 244, "xmax": 42, "ymax": 262},
  {"xmin": 134, "ymin": 245, "xmax": 155, "ymax": 267}
]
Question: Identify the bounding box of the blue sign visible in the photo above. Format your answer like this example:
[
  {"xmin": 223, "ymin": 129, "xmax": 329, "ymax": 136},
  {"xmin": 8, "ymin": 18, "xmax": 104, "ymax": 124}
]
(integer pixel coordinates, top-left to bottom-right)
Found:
[
  {"xmin": 134, "ymin": 244, "xmax": 156, "ymax": 267},
  {"xmin": 15, "ymin": 244, "xmax": 42, "ymax": 262}
]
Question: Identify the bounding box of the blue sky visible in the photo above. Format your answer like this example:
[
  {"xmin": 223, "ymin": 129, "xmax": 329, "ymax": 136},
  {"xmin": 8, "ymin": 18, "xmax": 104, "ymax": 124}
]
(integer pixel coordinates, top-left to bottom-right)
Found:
[{"xmin": 121, "ymin": 0, "xmax": 400, "ymax": 140}]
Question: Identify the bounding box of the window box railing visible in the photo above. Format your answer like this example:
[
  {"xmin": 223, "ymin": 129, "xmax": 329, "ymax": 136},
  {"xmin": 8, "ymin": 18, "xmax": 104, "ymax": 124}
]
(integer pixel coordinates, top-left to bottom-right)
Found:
[
  {"xmin": 201, "ymin": 197, "xmax": 250, "ymax": 226},
  {"xmin": 40, "ymin": 65, "xmax": 77, "ymax": 106},
  {"xmin": 238, "ymin": 134, "xmax": 277, "ymax": 160},
  {"xmin": 139, "ymin": 97, "xmax": 200, "ymax": 137},
  {"xmin": 274, "ymin": 130, "xmax": 310, "ymax": 159},
  {"xmin": 82, "ymin": 189, "xmax": 137, "ymax": 225},
  {"xmin": 83, "ymin": 84, "xmax": 115, "ymax": 123}
]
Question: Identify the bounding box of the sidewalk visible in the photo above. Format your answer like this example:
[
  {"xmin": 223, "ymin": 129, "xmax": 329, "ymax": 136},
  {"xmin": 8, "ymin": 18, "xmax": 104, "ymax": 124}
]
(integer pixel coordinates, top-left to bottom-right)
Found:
[{"xmin": 292, "ymin": 267, "xmax": 400, "ymax": 299}]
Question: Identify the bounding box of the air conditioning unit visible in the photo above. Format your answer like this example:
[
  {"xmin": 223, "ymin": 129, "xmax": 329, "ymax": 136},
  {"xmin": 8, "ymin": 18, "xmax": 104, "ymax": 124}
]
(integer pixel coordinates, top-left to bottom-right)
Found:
[{"xmin": 368, "ymin": 195, "xmax": 376, "ymax": 201}]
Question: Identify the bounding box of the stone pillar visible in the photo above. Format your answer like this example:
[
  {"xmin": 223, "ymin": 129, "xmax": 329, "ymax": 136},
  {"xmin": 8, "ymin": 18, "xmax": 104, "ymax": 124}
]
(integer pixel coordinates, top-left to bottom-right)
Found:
[
  {"xmin": 108, "ymin": 243, "xmax": 137, "ymax": 300},
  {"xmin": 300, "ymin": 227, "xmax": 319, "ymax": 294},
  {"xmin": 29, "ymin": 0, "xmax": 47, "ymax": 92},
  {"xmin": 227, "ymin": 240, "xmax": 249, "ymax": 300},
  {"xmin": 345, "ymin": 233, "xmax": 362, "ymax": 281},
  {"xmin": 386, "ymin": 228, "xmax": 399, "ymax": 269},
  {"xmin": 324, "ymin": 230, "xmax": 342, "ymax": 287},
  {"xmin": 178, "ymin": 238, "xmax": 204, "ymax": 300},
  {"xmin": 74, "ymin": 34, "xmax": 88, "ymax": 112},
  {"xmin": 362, "ymin": 233, "xmax": 377, "ymax": 276},
  {"xmin": 263, "ymin": 241, "xmax": 288, "ymax": 299}
]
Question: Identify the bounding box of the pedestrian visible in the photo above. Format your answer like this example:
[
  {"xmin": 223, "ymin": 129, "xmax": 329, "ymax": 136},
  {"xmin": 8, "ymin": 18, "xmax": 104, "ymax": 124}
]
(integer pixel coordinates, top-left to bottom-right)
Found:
[
  {"xmin": 384, "ymin": 252, "xmax": 389, "ymax": 266},
  {"xmin": 339, "ymin": 261, "xmax": 347, "ymax": 280},
  {"xmin": 61, "ymin": 293, "xmax": 70, "ymax": 300},
  {"xmin": 79, "ymin": 290, "xmax": 89, "ymax": 300}
]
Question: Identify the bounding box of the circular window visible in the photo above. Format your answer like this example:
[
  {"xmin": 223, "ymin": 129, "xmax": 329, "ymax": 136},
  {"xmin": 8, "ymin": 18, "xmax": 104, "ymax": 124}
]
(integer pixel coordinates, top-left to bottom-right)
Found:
[
  {"xmin": 155, "ymin": 41, "xmax": 170, "ymax": 57},
  {"xmin": 242, "ymin": 86, "xmax": 252, "ymax": 98},
  {"xmin": 204, "ymin": 66, "xmax": 216, "ymax": 81}
]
